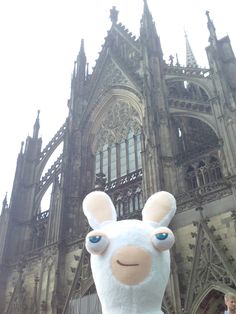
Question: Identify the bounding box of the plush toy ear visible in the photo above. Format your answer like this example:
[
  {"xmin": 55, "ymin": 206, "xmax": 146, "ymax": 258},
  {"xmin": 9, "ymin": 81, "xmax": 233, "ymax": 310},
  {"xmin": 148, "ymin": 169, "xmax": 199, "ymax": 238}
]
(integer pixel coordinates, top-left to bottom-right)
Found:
[
  {"xmin": 83, "ymin": 191, "xmax": 117, "ymax": 229},
  {"xmin": 142, "ymin": 191, "xmax": 176, "ymax": 226}
]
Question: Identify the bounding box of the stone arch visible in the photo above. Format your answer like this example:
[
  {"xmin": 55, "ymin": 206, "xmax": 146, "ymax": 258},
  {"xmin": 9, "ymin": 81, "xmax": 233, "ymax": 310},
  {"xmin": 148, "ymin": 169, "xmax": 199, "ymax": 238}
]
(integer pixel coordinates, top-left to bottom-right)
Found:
[
  {"xmin": 166, "ymin": 77, "xmax": 214, "ymax": 100},
  {"xmin": 37, "ymin": 183, "xmax": 53, "ymax": 213},
  {"xmin": 86, "ymin": 87, "xmax": 144, "ymax": 153},
  {"xmin": 184, "ymin": 155, "xmax": 223, "ymax": 190},
  {"xmin": 37, "ymin": 141, "xmax": 63, "ymax": 182},
  {"xmin": 34, "ymin": 140, "xmax": 63, "ymax": 208},
  {"xmin": 171, "ymin": 114, "xmax": 220, "ymax": 158},
  {"xmin": 36, "ymin": 122, "xmax": 66, "ymax": 177},
  {"xmin": 34, "ymin": 173, "xmax": 61, "ymax": 212},
  {"xmin": 170, "ymin": 111, "xmax": 217, "ymax": 135},
  {"xmin": 81, "ymin": 87, "xmax": 144, "ymax": 188},
  {"xmin": 190, "ymin": 284, "xmax": 234, "ymax": 314},
  {"xmin": 171, "ymin": 114, "xmax": 223, "ymax": 192}
]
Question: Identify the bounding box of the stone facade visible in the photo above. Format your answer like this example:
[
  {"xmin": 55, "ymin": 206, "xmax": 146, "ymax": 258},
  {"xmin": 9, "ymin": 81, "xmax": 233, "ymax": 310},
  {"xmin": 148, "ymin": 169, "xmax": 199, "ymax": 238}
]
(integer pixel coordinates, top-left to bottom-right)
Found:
[{"xmin": 0, "ymin": 3, "xmax": 236, "ymax": 314}]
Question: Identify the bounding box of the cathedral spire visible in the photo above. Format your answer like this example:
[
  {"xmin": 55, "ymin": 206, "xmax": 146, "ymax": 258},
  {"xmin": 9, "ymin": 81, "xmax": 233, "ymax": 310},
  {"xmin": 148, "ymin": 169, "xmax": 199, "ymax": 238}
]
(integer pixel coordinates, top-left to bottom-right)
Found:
[
  {"xmin": 2, "ymin": 193, "xmax": 8, "ymax": 212},
  {"xmin": 143, "ymin": 0, "xmax": 150, "ymax": 15},
  {"xmin": 76, "ymin": 39, "xmax": 86, "ymax": 82},
  {"xmin": 185, "ymin": 31, "xmax": 198, "ymax": 67},
  {"xmin": 206, "ymin": 11, "xmax": 217, "ymax": 46},
  {"xmin": 140, "ymin": 0, "xmax": 162, "ymax": 57},
  {"xmin": 78, "ymin": 39, "xmax": 85, "ymax": 58},
  {"xmin": 20, "ymin": 141, "xmax": 24, "ymax": 154},
  {"xmin": 33, "ymin": 110, "xmax": 40, "ymax": 139},
  {"xmin": 141, "ymin": 0, "xmax": 154, "ymax": 30}
]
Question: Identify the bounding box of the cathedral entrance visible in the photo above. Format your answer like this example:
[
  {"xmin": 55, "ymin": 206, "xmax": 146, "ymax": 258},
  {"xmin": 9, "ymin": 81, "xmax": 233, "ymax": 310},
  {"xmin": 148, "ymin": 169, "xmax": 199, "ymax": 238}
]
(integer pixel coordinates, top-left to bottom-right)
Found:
[{"xmin": 195, "ymin": 289, "xmax": 225, "ymax": 314}]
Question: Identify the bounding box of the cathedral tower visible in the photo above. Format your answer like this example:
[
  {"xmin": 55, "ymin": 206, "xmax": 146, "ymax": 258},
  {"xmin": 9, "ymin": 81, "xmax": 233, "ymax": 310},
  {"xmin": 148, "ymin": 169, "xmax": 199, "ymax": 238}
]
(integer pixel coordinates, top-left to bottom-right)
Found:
[{"xmin": 0, "ymin": 3, "xmax": 236, "ymax": 314}]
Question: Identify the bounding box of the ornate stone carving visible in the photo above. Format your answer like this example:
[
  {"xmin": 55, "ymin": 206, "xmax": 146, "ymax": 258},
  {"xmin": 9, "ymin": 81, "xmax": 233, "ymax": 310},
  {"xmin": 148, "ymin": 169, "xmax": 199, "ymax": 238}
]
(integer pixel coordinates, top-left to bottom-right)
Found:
[
  {"xmin": 91, "ymin": 57, "xmax": 132, "ymax": 107},
  {"xmin": 95, "ymin": 101, "xmax": 141, "ymax": 150},
  {"xmin": 184, "ymin": 218, "xmax": 236, "ymax": 313},
  {"xmin": 162, "ymin": 293, "xmax": 175, "ymax": 314},
  {"xmin": 6, "ymin": 262, "xmax": 28, "ymax": 314}
]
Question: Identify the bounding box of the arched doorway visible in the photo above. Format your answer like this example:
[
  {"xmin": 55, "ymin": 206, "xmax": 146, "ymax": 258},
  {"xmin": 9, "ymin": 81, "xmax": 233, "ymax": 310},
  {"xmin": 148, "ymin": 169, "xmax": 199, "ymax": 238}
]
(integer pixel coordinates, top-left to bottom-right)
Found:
[{"xmin": 194, "ymin": 289, "xmax": 226, "ymax": 314}]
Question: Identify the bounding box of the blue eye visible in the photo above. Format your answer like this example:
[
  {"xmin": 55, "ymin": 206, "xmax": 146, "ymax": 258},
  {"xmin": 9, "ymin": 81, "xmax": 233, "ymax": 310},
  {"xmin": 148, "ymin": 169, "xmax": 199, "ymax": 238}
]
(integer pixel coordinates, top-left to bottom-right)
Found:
[
  {"xmin": 155, "ymin": 233, "xmax": 168, "ymax": 240},
  {"xmin": 152, "ymin": 228, "xmax": 175, "ymax": 251},
  {"xmin": 89, "ymin": 235, "xmax": 102, "ymax": 243},
  {"xmin": 86, "ymin": 233, "xmax": 109, "ymax": 255}
]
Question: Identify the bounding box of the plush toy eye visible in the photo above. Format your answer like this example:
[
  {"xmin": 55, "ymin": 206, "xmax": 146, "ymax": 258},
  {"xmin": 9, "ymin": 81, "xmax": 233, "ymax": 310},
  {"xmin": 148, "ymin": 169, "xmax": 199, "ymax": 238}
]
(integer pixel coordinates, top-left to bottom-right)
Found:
[
  {"xmin": 151, "ymin": 227, "xmax": 175, "ymax": 251},
  {"xmin": 89, "ymin": 235, "xmax": 102, "ymax": 243},
  {"xmin": 155, "ymin": 232, "xmax": 168, "ymax": 240},
  {"xmin": 86, "ymin": 232, "xmax": 109, "ymax": 255}
]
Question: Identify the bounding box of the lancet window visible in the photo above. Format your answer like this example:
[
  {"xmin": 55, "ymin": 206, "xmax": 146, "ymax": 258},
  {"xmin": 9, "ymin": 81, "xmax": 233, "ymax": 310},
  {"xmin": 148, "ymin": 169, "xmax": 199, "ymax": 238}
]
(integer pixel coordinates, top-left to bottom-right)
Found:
[
  {"xmin": 94, "ymin": 101, "xmax": 142, "ymax": 185},
  {"xmin": 185, "ymin": 156, "xmax": 222, "ymax": 190},
  {"xmin": 95, "ymin": 131, "xmax": 142, "ymax": 183}
]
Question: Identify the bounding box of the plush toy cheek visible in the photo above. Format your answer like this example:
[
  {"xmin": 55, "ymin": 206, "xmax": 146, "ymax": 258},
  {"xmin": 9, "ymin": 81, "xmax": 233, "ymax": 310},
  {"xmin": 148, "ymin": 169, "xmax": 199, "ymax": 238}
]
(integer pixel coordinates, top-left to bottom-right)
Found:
[{"xmin": 111, "ymin": 246, "xmax": 152, "ymax": 285}]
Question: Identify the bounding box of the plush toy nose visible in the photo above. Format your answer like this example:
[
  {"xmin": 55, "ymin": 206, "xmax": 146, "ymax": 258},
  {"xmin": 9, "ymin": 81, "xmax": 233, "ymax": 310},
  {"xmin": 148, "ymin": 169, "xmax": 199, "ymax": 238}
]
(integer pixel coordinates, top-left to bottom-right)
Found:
[{"xmin": 111, "ymin": 246, "xmax": 152, "ymax": 285}]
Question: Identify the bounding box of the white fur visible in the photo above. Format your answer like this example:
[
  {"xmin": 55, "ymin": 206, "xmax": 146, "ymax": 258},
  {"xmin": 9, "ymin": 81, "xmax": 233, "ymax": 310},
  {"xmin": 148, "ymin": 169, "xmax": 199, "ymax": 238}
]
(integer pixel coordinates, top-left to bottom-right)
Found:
[{"xmin": 83, "ymin": 191, "xmax": 176, "ymax": 314}]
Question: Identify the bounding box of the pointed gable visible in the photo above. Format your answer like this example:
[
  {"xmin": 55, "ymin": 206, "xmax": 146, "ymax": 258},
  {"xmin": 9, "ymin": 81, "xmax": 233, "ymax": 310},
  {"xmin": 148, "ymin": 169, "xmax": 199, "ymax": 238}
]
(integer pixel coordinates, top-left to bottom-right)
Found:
[
  {"xmin": 185, "ymin": 216, "xmax": 236, "ymax": 313},
  {"xmin": 85, "ymin": 8, "xmax": 143, "ymax": 109}
]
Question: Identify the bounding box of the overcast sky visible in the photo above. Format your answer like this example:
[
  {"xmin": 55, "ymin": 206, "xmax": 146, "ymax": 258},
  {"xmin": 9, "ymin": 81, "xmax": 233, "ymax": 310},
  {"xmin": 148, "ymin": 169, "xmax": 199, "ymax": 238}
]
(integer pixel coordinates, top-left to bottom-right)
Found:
[{"xmin": 0, "ymin": 0, "xmax": 235, "ymax": 209}]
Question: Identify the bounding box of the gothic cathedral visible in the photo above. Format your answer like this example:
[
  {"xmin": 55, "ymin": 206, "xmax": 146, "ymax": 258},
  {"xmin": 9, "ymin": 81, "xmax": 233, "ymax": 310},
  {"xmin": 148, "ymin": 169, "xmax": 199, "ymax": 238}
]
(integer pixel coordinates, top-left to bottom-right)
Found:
[{"xmin": 1, "ymin": 2, "xmax": 236, "ymax": 314}]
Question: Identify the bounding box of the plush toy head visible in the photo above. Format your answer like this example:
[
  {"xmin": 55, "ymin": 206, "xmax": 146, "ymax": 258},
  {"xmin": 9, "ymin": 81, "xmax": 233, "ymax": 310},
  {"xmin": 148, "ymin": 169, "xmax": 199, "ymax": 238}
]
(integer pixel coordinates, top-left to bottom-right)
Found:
[{"xmin": 83, "ymin": 191, "xmax": 176, "ymax": 314}]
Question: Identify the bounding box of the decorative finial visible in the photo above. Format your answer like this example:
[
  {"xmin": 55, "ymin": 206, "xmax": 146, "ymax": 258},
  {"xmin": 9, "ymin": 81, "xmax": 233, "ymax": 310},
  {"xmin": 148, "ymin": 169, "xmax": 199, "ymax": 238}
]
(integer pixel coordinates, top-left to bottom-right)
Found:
[
  {"xmin": 2, "ymin": 192, "xmax": 8, "ymax": 211},
  {"xmin": 176, "ymin": 54, "xmax": 180, "ymax": 67},
  {"xmin": 33, "ymin": 110, "xmax": 40, "ymax": 139},
  {"xmin": 20, "ymin": 141, "xmax": 24, "ymax": 154},
  {"xmin": 110, "ymin": 6, "xmax": 118, "ymax": 24},
  {"xmin": 79, "ymin": 39, "xmax": 84, "ymax": 52},
  {"xmin": 143, "ymin": 0, "xmax": 151, "ymax": 16},
  {"xmin": 77, "ymin": 39, "xmax": 85, "ymax": 61}
]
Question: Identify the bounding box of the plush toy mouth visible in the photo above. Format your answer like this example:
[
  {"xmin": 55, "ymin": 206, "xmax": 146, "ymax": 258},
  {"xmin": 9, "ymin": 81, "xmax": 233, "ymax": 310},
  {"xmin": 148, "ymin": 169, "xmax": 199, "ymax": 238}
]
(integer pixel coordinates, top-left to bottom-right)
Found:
[{"xmin": 116, "ymin": 260, "xmax": 139, "ymax": 267}]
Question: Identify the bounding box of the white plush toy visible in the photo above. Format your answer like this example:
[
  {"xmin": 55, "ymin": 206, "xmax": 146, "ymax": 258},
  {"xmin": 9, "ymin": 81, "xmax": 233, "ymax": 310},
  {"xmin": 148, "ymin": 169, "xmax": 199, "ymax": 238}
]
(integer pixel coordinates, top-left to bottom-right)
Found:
[{"xmin": 83, "ymin": 191, "xmax": 176, "ymax": 314}]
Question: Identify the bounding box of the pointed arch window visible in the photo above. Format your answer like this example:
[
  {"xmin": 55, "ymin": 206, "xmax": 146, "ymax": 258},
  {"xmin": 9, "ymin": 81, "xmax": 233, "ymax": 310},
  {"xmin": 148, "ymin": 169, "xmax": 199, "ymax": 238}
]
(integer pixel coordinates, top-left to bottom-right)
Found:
[
  {"xmin": 95, "ymin": 151, "xmax": 102, "ymax": 174},
  {"xmin": 186, "ymin": 166, "xmax": 198, "ymax": 189},
  {"xmin": 102, "ymin": 145, "xmax": 109, "ymax": 179},
  {"xmin": 110, "ymin": 145, "xmax": 117, "ymax": 181},
  {"xmin": 209, "ymin": 156, "xmax": 222, "ymax": 181},
  {"xmin": 120, "ymin": 141, "xmax": 127, "ymax": 176},
  {"xmin": 185, "ymin": 156, "xmax": 222, "ymax": 190},
  {"xmin": 197, "ymin": 161, "xmax": 207, "ymax": 186},
  {"xmin": 136, "ymin": 133, "xmax": 142, "ymax": 169},
  {"xmin": 127, "ymin": 131, "xmax": 135, "ymax": 173},
  {"xmin": 95, "ymin": 132, "xmax": 142, "ymax": 183}
]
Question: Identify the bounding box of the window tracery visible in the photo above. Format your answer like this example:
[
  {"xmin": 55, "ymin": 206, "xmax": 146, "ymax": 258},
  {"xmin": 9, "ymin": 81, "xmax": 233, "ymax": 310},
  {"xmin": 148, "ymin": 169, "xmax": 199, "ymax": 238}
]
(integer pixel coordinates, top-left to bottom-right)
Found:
[
  {"xmin": 185, "ymin": 156, "xmax": 222, "ymax": 190},
  {"xmin": 112, "ymin": 186, "xmax": 143, "ymax": 218},
  {"xmin": 95, "ymin": 101, "xmax": 141, "ymax": 150},
  {"xmin": 94, "ymin": 101, "xmax": 142, "ymax": 184},
  {"xmin": 95, "ymin": 132, "xmax": 142, "ymax": 183}
]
